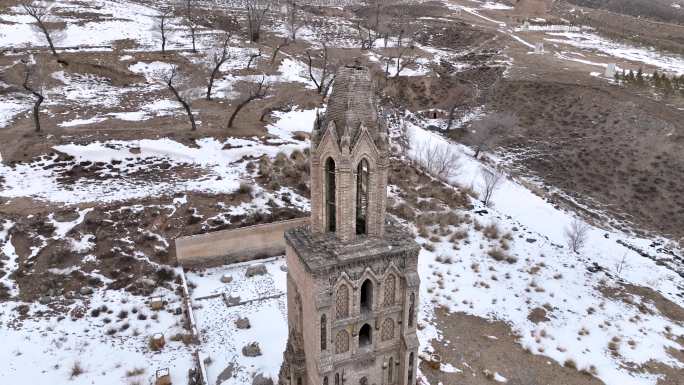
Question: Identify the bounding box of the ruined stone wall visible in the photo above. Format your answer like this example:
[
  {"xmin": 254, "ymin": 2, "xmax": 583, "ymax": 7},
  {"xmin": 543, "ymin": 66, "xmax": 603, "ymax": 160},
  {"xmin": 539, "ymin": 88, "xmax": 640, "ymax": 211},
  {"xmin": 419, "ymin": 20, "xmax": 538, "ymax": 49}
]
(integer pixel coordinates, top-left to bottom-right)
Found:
[{"xmin": 175, "ymin": 218, "xmax": 309, "ymax": 267}]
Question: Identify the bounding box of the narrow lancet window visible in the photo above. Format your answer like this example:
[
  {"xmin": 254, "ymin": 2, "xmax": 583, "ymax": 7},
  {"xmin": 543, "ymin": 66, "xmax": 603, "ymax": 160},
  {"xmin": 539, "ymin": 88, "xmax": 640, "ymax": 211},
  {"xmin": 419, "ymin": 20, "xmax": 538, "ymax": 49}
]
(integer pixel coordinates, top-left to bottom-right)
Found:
[
  {"xmin": 326, "ymin": 157, "xmax": 336, "ymax": 232},
  {"xmin": 356, "ymin": 159, "xmax": 369, "ymax": 235}
]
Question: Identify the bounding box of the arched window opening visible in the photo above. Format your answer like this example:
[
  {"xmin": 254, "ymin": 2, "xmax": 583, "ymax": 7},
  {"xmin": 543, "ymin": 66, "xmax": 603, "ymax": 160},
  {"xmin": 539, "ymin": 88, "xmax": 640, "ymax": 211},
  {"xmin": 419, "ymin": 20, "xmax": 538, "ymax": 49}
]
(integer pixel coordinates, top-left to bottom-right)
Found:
[
  {"xmin": 408, "ymin": 293, "xmax": 415, "ymax": 327},
  {"xmin": 336, "ymin": 284, "xmax": 349, "ymax": 319},
  {"xmin": 320, "ymin": 314, "xmax": 327, "ymax": 351},
  {"xmin": 335, "ymin": 373, "xmax": 340, "ymax": 385},
  {"xmin": 408, "ymin": 352, "xmax": 415, "ymax": 384},
  {"xmin": 359, "ymin": 323, "xmax": 372, "ymax": 348},
  {"xmin": 324, "ymin": 377, "xmax": 328, "ymax": 385},
  {"xmin": 297, "ymin": 377, "xmax": 302, "ymax": 385},
  {"xmin": 360, "ymin": 279, "xmax": 373, "ymax": 313},
  {"xmin": 325, "ymin": 157, "xmax": 336, "ymax": 232},
  {"xmin": 388, "ymin": 357, "xmax": 394, "ymax": 383},
  {"xmin": 335, "ymin": 330, "xmax": 349, "ymax": 354},
  {"xmin": 383, "ymin": 274, "xmax": 396, "ymax": 307},
  {"xmin": 381, "ymin": 318, "xmax": 394, "ymax": 341},
  {"xmin": 356, "ymin": 159, "xmax": 369, "ymax": 235}
]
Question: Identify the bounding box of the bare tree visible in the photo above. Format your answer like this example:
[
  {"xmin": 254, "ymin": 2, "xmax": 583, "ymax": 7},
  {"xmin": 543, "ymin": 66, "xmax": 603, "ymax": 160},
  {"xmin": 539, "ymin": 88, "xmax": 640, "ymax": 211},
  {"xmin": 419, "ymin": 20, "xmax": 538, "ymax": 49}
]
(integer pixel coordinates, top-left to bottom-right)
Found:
[
  {"xmin": 392, "ymin": 44, "xmax": 416, "ymax": 78},
  {"xmin": 306, "ymin": 42, "xmax": 336, "ymax": 95},
  {"xmin": 183, "ymin": 0, "xmax": 200, "ymax": 53},
  {"xmin": 21, "ymin": 56, "xmax": 45, "ymax": 132},
  {"xmin": 479, "ymin": 167, "xmax": 502, "ymax": 207},
  {"xmin": 565, "ymin": 218, "xmax": 590, "ymax": 253},
  {"xmin": 246, "ymin": 48, "xmax": 262, "ymax": 70},
  {"xmin": 227, "ymin": 76, "xmax": 269, "ymax": 128},
  {"xmin": 283, "ymin": 0, "xmax": 303, "ymax": 41},
  {"xmin": 270, "ymin": 38, "xmax": 290, "ymax": 65},
  {"xmin": 206, "ymin": 34, "xmax": 231, "ymax": 100},
  {"xmin": 166, "ymin": 66, "xmax": 197, "ymax": 131},
  {"xmin": 469, "ymin": 111, "xmax": 518, "ymax": 159},
  {"xmin": 246, "ymin": 0, "xmax": 270, "ymax": 43},
  {"xmin": 22, "ymin": 1, "xmax": 61, "ymax": 58},
  {"xmin": 414, "ymin": 139, "xmax": 461, "ymax": 181},
  {"xmin": 614, "ymin": 253, "xmax": 628, "ymax": 278},
  {"xmin": 156, "ymin": 7, "xmax": 173, "ymax": 54}
]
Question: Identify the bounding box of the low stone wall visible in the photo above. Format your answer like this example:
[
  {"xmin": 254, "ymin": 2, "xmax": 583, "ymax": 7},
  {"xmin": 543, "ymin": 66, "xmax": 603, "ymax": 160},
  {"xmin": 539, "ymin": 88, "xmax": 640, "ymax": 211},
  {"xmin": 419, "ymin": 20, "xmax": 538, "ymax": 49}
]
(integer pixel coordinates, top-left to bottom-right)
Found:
[{"xmin": 175, "ymin": 218, "xmax": 309, "ymax": 267}]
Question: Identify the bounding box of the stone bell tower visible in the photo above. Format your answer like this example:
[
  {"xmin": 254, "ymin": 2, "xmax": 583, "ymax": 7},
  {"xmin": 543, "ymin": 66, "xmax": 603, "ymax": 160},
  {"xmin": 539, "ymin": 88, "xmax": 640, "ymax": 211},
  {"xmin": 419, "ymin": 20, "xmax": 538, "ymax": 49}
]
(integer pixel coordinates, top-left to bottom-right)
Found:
[{"xmin": 281, "ymin": 64, "xmax": 420, "ymax": 385}]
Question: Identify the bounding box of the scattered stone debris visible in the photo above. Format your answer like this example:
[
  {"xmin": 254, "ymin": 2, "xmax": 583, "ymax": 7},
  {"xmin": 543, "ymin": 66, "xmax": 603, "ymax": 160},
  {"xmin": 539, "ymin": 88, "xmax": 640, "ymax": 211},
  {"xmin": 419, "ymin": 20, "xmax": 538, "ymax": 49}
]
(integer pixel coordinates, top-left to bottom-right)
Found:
[
  {"xmin": 245, "ymin": 264, "xmax": 267, "ymax": 277},
  {"xmin": 155, "ymin": 368, "xmax": 171, "ymax": 385},
  {"xmin": 79, "ymin": 286, "xmax": 94, "ymax": 295},
  {"xmin": 220, "ymin": 274, "xmax": 233, "ymax": 283},
  {"xmin": 235, "ymin": 317, "xmax": 251, "ymax": 329},
  {"xmin": 252, "ymin": 373, "xmax": 274, "ymax": 385},
  {"xmin": 151, "ymin": 333, "xmax": 166, "ymax": 350},
  {"xmin": 223, "ymin": 293, "xmax": 241, "ymax": 306},
  {"xmin": 242, "ymin": 342, "xmax": 262, "ymax": 357},
  {"xmin": 150, "ymin": 296, "xmax": 164, "ymax": 310}
]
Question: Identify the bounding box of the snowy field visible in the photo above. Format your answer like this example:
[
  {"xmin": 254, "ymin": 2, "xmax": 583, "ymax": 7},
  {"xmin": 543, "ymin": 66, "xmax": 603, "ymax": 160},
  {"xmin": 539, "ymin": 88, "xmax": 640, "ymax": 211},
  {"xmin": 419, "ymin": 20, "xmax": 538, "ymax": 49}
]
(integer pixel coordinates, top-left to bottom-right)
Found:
[
  {"xmin": 0, "ymin": 283, "xmax": 193, "ymax": 385},
  {"xmin": 0, "ymin": 107, "xmax": 316, "ymax": 204},
  {"xmin": 186, "ymin": 257, "xmax": 288, "ymax": 385},
  {"xmin": 396, "ymin": 117, "xmax": 684, "ymax": 385}
]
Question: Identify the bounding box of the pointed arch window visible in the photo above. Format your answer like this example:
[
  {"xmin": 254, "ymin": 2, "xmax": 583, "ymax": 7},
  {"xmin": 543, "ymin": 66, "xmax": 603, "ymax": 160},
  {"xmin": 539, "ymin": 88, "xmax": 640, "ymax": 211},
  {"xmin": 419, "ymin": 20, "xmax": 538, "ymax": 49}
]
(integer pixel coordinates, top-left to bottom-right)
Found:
[
  {"xmin": 408, "ymin": 293, "xmax": 415, "ymax": 327},
  {"xmin": 335, "ymin": 330, "xmax": 350, "ymax": 353},
  {"xmin": 335, "ymin": 284, "xmax": 349, "ymax": 319},
  {"xmin": 325, "ymin": 157, "xmax": 336, "ymax": 232},
  {"xmin": 356, "ymin": 159, "xmax": 369, "ymax": 235},
  {"xmin": 381, "ymin": 318, "xmax": 394, "ymax": 341},
  {"xmin": 388, "ymin": 357, "xmax": 394, "ymax": 383},
  {"xmin": 320, "ymin": 314, "xmax": 327, "ymax": 351},
  {"xmin": 408, "ymin": 352, "xmax": 415, "ymax": 384},
  {"xmin": 383, "ymin": 274, "xmax": 396, "ymax": 307}
]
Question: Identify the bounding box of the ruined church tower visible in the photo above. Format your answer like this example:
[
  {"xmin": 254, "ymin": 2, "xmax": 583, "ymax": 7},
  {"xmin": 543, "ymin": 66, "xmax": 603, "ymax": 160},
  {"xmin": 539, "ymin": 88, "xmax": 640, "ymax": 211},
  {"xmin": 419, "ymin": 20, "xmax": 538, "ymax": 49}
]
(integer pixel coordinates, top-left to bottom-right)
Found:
[{"xmin": 281, "ymin": 64, "xmax": 420, "ymax": 385}]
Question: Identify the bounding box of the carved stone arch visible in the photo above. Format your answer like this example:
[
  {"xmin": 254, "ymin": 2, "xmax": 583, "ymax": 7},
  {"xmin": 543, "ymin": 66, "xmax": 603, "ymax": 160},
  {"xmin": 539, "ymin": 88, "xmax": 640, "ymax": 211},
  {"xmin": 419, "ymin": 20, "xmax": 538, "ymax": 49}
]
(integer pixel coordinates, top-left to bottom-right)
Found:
[
  {"xmin": 316, "ymin": 120, "xmax": 343, "ymax": 157},
  {"xmin": 350, "ymin": 124, "xmax": 381, "ymax": 158},
  {"xmin": 333, "ymin": 273, "xmax": 354, "ymax": 319},
  {"xmin": 383, "ymin": 273, "xmax": 396, "ymax": 307},
  {"xmin": 357, "ymin": 267, "xmax": 380, "ymax": 313}
]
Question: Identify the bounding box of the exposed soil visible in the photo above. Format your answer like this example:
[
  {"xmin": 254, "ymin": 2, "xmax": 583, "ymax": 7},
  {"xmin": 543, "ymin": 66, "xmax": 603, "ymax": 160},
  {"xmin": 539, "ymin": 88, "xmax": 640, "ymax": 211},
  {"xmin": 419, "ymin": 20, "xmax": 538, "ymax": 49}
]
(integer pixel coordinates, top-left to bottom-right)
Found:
[{"xmin": 421, "ymin": 307, "xmax": 605, "ymax": 385}]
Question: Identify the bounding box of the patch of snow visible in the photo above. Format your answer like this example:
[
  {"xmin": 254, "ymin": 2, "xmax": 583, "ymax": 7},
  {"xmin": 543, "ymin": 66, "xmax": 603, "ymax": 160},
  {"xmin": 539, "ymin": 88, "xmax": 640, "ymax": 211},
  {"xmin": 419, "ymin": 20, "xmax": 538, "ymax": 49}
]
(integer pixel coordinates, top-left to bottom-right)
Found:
[
  {"xmin": 58, "ymin": 116, "xmax": 108, "ymax": 127},
  {"xmin": 398, "ymin": 118, "xmax": 684, "ymax": 385},
  {"xmin": 545, "ymin": 32, "xmax": 684, "ymax": 75}
]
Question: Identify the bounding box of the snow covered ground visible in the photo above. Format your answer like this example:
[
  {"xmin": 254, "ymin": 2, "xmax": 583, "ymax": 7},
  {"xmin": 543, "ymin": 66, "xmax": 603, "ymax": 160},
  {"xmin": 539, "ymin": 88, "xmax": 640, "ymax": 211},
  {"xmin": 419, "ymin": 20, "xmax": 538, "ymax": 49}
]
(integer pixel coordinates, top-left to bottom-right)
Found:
[
  {"xmin": 0, "ymin": 0, "xmax": 210, "ymax": 51},
  {"xmin": 186, "ymin": 257, "xmax": 288, "ymax": 385},
  {"xmin": 0, "ymin": 284, "xmax": 193, "ymax": 385},
  {"xmin": 397, "ymin": 117, "xmax": 684, "ymax": 385},
  {"xmin": 0, "ymin": 108, "xmax": 316, "ymax": 204}
]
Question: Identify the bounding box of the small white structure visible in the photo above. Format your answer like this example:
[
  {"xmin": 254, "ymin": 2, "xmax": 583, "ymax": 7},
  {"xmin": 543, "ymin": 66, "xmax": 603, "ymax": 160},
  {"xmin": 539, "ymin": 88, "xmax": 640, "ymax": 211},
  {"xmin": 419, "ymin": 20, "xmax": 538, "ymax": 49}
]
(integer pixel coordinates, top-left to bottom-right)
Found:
[
  {"xmin": 522, "ymin": 20, "xmax": 530, "ymax": 31},
  {"xmin": 605, "ymin": 63, "xmax": 617, "ymax": 78},
  {"xmin": 155, "ymin": 368, "xmax": 171, "ymax": 385},
  {"xmin": 150, "ymin": 296, "xmax": 164, "ymax": 311},
  {"xmin": 534, "ymin": 42, "xmax": 544, "ymax": 54}
]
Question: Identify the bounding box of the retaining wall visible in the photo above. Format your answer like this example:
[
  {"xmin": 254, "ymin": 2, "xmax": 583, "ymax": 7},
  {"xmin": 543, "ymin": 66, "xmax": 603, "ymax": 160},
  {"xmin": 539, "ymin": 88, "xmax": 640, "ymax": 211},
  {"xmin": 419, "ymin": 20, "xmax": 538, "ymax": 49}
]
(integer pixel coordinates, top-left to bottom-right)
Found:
[{"xmin": 175, "ymin": 218, "xmax": 309, "ymax": 267}]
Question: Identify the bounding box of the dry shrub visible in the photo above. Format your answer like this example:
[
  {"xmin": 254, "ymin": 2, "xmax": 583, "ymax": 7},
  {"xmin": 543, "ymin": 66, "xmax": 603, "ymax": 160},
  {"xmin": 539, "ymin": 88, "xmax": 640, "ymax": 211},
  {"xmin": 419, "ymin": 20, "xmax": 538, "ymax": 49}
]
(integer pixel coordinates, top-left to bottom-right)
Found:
[
  {"xmin": 483, "ymin": 223, "xmax": 500, "ymax": 239},
  {"xmin": 70, "ymin": 362, "xmax": 84, "ymax": 378},
  {"xmin": 238, "ymin": 182, "xmax": 253, "ymax": 195},
  {"xmin": 126, "ymin": 368, "xmax": 145, "ymax": 377},
  {"xmin": 564, "ymin": 359, "xmax": 577, "ymax": 369},
  {"xmin": 392, "ymin": 202, "xmax": 416, "ymax": 221},
  {"xmin": 258, "ymin": 155, "xmax": 272, "ymax": 177},
  {"xmin": 274, "ymin": 152, "xmax": 288, "ymax": 166}
]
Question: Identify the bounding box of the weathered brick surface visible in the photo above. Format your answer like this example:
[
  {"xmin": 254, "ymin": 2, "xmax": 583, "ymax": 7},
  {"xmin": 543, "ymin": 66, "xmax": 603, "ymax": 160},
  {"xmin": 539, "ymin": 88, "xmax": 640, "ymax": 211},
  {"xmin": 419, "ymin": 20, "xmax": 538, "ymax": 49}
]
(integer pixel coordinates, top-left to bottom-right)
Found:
[{"xmin": 282, "ymin": 65, "xmax": 420, "ymax": 385}]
